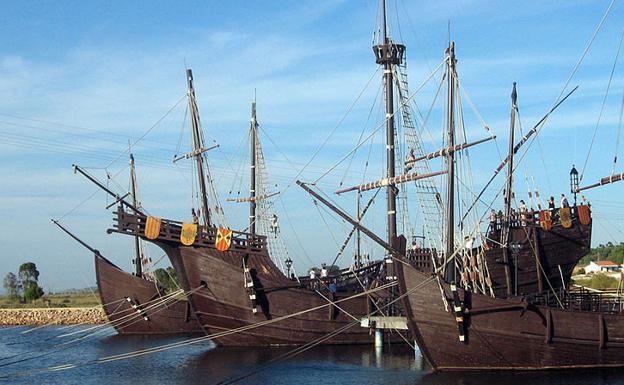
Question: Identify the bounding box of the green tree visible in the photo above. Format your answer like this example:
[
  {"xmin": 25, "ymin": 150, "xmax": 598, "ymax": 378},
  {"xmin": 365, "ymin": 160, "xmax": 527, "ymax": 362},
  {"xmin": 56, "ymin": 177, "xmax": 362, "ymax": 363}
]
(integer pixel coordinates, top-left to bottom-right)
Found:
[
  {"xmin": 18, "ymin": 262, "xmax": 40, "ymax": 291},
  {"xmin": 3, "ymin": 273, "xmax": 18, "ymax": 298},
  {"xmin": 18, "ymin": 262, "xmax": 44, "ymax": 302},
  {"xmin": 154, "ymin": 267, "xmax": 179, "ymax": 293},
  {"xmin": 23, "ymin": 286, "xmax": 44, "ymax": 302},
  {"xmin": 580, "ymin": 242, "xmax": 624, "ymax": 265},
  {"xmin": 328, "ymin": 265, "xmax": 340, "ymax": 274}
]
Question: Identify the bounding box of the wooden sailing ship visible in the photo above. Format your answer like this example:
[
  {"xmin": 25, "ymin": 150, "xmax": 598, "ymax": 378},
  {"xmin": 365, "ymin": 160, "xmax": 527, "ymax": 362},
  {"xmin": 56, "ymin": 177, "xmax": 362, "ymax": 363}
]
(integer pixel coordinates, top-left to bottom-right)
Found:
[
  {"xmin": 105, "ymin": 69, "xmax": 397, "ymax": 346},
  {"xmin": 96, "ymin": 154, "xmax": 200, "ymax": 335},
  {"xmin": 401, "ymin": 78, "xmax": 592, "ymax": 297},
  {"xmin": 393, "ymin": 25, "xmax": 624, "ymax": 372},
  {"xmin": 293, "ymin": 0, "xmax": 617, "ymax": 371},
  {"xmin": 95, "ymin": 253, "xmax": 199, "ymax": 335},
  {"xmin": 60, "ymin": 154, "xmax": 201, "ymax": 335}
]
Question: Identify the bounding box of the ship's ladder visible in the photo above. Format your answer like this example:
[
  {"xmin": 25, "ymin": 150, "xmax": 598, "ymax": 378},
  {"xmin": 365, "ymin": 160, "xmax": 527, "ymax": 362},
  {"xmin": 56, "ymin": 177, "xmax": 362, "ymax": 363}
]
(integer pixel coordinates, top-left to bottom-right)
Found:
[
  {"xmin": 254, "ymin": 135, "xmax": 292, "ymax": 275},
  {"xmin": 242, "ymin": 257, "xmax": 258, "ymax": 314},
  {"xmin": 393, "ymin": 62, "xmax": 445, "ymax": 252},
  {"xmin": 450, "ymin": 284, "xmax": 466, "ymax": 342},
  {"xmin": 125, "ymin": 296, "xmax": 150, "ymax": 321}
]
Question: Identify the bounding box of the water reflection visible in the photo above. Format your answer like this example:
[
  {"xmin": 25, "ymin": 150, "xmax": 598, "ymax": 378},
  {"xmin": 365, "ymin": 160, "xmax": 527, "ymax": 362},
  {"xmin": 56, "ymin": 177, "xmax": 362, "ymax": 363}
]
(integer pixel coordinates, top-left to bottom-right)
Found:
[
  {"xmin": 420, "ymin": 368, "xmax": 624, "ymax": 385},
  {"xmin": 4, "ymin": 326, "xmax": 624, "ymax": 385},
  {"xmin": 181, "ymin": 343, "xmax": 424, "ymax": 385}
]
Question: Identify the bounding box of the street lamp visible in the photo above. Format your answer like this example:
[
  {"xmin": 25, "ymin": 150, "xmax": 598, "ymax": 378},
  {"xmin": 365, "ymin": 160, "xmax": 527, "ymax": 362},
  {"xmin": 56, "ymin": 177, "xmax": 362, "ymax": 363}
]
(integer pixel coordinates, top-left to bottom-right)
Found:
[
  {"xmin": 285, "ymin": 257, "xmax": 293, "ymax": 279},
  {"xmin": 510, "ymin": 242, "xmax": 522, "ymax": 296},
  {"xmin": 570, "ymin": 165, "xmax": 579, "ymax": 206}
]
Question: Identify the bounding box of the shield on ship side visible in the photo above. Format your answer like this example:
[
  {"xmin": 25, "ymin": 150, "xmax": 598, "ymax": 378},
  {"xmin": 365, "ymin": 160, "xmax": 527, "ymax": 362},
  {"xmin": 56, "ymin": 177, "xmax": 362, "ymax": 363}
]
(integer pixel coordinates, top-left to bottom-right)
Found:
[
  {"xmin": 180, "ymin": 223, "xmax": 197, "ymax": 246},
  {"xmin": 577, "ymin": 205, "xmax": 591, "ymax": 225},
  {"xmin": 144, "ymin": 216, "xmax": 161, "ymax": 240},
  {"xmin": 215, "ymin": 227, "xmax": 232, "ymax": 251},
  {"xmin": 538, "ymin": 210, "xmax": 552, "ymax": 231},
  {"xmin": 559, "ymin": 207, "xmax": 572, "ymax": 229}
]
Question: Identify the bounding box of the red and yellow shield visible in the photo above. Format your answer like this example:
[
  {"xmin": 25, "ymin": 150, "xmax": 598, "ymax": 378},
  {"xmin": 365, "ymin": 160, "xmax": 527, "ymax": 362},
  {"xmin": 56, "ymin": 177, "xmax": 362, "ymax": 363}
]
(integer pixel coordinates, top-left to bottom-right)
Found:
[
  {"xmin": 144, "ymin": 216, "xmax": 161, "ymax": 240},
  {"xmin": 215, "ymin": 227, "xmax": 233, "ymax": 252},
  {"xmin": 559, "ymin": 207, "xmax": 572, "ymax": 229},
  {"xmin": 577, "ymin": 205, "xmax": 591, "ymax": 226},
  {"xmin": 538, "ymin": 210, "xmax": 552, "ymax": 231},
  {"xmin": 180, "ymin": 223, "xmax": 197, "ymax": 246}
]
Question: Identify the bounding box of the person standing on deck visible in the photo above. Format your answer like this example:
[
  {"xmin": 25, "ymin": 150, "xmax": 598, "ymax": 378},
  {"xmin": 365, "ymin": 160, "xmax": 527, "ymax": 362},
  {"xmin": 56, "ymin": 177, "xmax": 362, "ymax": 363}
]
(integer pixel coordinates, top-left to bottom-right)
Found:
[
  {"xmin": 191, "ymin": 208, "xmax": 199, "ymax": 224},
  {"xmin": 519, "ymin": 200, "xmax": 528, "ymax": 226},
  {"xmin": 489, "ymin": 209, "xmax": 497, "ymax": 232},
  {"xmin": 560, "ymin": 194, "xmax": 569, "ymax": 208},
  {"xmin": 405, "ymin": 148, "xmax": 415, "ymax": 173},
  {"xmin": 320, "ymin": 263, "xmax": 328, "ymax": 279}
]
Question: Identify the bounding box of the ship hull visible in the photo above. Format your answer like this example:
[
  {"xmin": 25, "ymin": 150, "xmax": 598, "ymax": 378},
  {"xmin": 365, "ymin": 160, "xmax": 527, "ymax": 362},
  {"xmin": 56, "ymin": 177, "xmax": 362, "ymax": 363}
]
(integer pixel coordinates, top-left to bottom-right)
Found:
[
  {"xmin": 485, "ymin": 217, "xmax": 592, "ymax": 297},
  {"xmin": 396, "ymin": 261, "xmax": 624, "ymax": 371},
  {"xmin": 95, "ymin": 254, "xmax": 202, "ymax": 335},
  {"xmin": 163, "ymin": 245, "xmax": 382, "ymax": 346}
]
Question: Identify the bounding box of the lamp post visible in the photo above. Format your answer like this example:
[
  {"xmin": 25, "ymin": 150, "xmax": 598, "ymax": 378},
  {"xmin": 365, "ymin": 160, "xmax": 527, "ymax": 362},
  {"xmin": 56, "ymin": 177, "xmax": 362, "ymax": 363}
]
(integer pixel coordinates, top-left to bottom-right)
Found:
[
  {"xmin": 510, "ymin": 242, "xmax": 522, "ymax": 296},
  {"xmin": 570, "ymin": 165, "xmax": 579, "ymax": 206},
  {"xmin": 285, "ymin": 257, "xmax": 293, "ymax": 279}
]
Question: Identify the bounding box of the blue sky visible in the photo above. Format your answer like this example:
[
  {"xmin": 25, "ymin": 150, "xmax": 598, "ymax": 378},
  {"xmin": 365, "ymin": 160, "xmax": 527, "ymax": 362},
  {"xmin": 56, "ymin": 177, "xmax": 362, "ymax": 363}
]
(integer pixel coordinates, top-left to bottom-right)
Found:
[{"xmin": 1, "ymin": 1, "xmax": 623, "ymax": 293}]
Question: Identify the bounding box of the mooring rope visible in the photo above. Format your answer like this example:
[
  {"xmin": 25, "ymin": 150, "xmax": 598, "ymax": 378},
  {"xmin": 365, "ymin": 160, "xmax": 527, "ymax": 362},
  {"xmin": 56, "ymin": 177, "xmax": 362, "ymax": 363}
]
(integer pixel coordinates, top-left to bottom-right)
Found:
[
  {"xmin": 0, "ymin": 281, "xmax": 398, "ymax": 380},
  {"xmin": 0, "ymin": 287, "xmax": 201, "ymax": 368}
]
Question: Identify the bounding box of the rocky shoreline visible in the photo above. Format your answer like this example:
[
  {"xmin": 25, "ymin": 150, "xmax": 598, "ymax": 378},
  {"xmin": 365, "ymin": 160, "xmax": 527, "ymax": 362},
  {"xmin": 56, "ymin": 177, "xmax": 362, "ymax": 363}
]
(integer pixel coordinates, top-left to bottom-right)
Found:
[{"xmin": 0, "ymin": 307, "xmax": 107, "ymax": 325}]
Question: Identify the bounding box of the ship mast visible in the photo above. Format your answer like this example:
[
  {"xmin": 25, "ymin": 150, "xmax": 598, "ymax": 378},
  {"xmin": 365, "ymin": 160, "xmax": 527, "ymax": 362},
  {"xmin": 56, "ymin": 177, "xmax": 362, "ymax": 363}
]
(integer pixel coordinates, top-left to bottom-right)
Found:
[
  {"xmin": 504, "ymin": 83, "xmax": 518, "ymax": 221},
  {"xmin": 445, "ymin": 42, "xmax": 457, "ymax": 281},
  {"xmin": 186, "ymin": 69, "xmax": 211, "ymax": 227},
  {"xmin": 356, "ymin": 192, "xmax": 362, "ymax": 268},
  {"xmin": 373, "ymin": 0, "xmax": 404, "ymax": 245},
  {"xmin": 501, "ymin": 83, "xmax": 517, "ymax": 296},
  {"xmin": 249, "ymin": 101, "xmax": 258, "ymax": 235},
  {"xmin": 129, "ymin": 152, "xmax": 143, "ymax": 277}
]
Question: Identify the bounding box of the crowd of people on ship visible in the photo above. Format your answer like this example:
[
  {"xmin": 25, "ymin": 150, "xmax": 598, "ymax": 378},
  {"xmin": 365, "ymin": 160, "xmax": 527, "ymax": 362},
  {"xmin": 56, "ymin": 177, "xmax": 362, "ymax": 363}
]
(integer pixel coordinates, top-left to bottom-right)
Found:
[{"xmin": 487, "ymin": 192, "xmax": 587, "ymax": 233}]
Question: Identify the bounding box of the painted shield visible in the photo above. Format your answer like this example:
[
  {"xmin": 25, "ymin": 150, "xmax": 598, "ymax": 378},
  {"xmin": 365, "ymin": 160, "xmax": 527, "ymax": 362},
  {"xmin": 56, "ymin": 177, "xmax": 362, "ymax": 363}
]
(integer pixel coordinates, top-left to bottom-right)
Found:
[
  {"xmin": 559, "ymin": 207, "xmax": 572, "ymax": 229},
  {"xmin": 180, "ymin": 223, "xmax": 197, "ymax": 246},
  {"xmin": 144, "ymin": 216, "xmax": 161, "ymax": 240},
  {"xmin": 538, "ymin": 210, "xmax": 552, "ymax": 231},
  {"xmin": 215, "ymin": 227, "xmax": 233, "ymax": 252},
  {"xmin": 577, "ymin": 205, "xmax": 591, "ymax": 226}
]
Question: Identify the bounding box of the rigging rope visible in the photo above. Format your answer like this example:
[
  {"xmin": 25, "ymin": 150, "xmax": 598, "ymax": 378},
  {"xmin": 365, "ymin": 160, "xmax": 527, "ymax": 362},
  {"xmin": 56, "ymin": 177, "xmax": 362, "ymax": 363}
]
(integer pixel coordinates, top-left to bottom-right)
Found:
[
  {"xmin": 313, "ymin": 59, "xmax": 445, "ymax": 184},
  {"xmin": 580, "ymin": 28, "xmax": 624, "ymax": 181},
  {"xmin": 614, "ymin": 87, "xmax": 624, "ymax": 174}
]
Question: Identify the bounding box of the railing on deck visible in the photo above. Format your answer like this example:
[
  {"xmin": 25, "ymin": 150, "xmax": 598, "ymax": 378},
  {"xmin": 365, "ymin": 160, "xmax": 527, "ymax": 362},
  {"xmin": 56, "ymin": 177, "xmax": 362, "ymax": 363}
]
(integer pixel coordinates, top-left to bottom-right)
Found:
[
  {"xmin": 489, "ymin": 205, "xmax": 585, "ymax": 232},
  {"xmin": 297, "ymin": 261, "xmax": 384, "ymax": 293},
  {"xmin": 527, "ymin": 287, "xmax": 624, "ymax": 314},
  {"xmin": 110, "ymin": 206, "xmax": 267, "ymax": 253}
]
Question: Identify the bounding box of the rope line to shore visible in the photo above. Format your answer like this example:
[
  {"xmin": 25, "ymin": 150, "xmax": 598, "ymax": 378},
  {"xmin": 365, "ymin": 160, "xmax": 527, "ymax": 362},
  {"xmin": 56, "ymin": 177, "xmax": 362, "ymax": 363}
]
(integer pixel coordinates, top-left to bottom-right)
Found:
[
  {"xmin": 0, "ymin": 281, "xmax": 399, "ymax": 380},
  {"xmin": 0, "ymin": 287, "xmax": 201, "ymax": 367}
]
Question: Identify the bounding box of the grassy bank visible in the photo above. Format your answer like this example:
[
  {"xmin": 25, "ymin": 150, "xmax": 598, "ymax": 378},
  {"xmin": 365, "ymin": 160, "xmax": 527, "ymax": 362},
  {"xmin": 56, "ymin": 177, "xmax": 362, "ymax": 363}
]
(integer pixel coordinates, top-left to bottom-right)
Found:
[
  {"xmin": 0, "ymin": 293, "xmax": 101, "ymax": 309},
  {"xmin": 572, "ymin": 273, "xmax": 621, "ymax": 290}
]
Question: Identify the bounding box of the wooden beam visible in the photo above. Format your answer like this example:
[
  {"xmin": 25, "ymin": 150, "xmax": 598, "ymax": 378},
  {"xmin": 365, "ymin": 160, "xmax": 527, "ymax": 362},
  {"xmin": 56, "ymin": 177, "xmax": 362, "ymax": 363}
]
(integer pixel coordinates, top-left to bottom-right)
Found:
[
  {"xmin": 226, "ymin": 191, "xmax": 279, "ymax": 203},
  {"xmin": 335, "ymin": 170, "xmax": 446, "ymax": 195},
  {"xmin": 405, "ymin": 136, "xmax": 496, "ymax": 165},
  {"xmin": 576, "ymin": 172, "xmax": 624, "ymax": 192},
  {"xmin": 297, "ymin": 180, "xmax": 402, "ymax": 258}
]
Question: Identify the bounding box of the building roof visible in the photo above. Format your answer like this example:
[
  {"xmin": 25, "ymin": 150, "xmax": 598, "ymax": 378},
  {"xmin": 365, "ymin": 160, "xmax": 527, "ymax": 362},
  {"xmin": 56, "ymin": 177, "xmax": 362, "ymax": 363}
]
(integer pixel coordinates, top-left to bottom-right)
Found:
[{"xmin": 591, "ymin": 260, "xmax": 619, "ymax": 267}]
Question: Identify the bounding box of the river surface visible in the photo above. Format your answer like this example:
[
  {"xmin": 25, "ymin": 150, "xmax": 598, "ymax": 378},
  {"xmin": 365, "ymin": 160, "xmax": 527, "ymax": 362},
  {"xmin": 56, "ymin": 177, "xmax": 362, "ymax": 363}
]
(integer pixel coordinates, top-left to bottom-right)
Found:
[{"xmin": 2, "ymin": 326, "xmax": 624, "ymax": 385}]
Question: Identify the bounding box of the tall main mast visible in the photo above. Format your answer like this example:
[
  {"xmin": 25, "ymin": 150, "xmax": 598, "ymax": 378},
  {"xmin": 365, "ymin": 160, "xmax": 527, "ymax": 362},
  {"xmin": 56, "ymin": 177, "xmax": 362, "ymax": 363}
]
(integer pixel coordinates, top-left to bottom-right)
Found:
[
  {"xmin": 186, "ymin": 69, "xmax": 211, "ymax": 227},
  {"xmin": 445, "ymin": 42, "xmax": 457, "ymax": 274},
  {"xmin": 504, "ymin": 83, "xmax": 517, "ymax": 221},
  {"xmin": 373, "ymin": 0, "xmax": 405, "ymax": 245},
  {"xmin": 129, "ymin": 153, "xmax": 142, "ymax": 277},
  {"xmin": 501, "ymin": 82, "xmax": 517, "ymax": 296},
  {"xmin": 249, "ymin": 102, "xmax": 258, "ymax": 235}
]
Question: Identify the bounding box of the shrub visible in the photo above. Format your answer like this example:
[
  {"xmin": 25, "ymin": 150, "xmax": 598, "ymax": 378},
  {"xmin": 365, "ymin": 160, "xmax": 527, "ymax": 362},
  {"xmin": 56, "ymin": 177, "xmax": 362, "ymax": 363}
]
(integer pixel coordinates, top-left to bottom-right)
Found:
[
  {"xmin": 575, "ymin": 273, "xmax": 619, "ymax": 290},
  {"xmin": 23, "ymin": 286, "xmax": 44, "ymax": 302}
]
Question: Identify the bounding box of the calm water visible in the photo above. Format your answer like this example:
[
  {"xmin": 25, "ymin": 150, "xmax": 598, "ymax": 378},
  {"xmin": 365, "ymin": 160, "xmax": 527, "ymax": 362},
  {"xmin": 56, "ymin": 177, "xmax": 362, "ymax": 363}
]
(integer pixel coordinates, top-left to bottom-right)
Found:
[{"xmin": 1, "ymin": 326, "xmax": 624, "ymax": 385}]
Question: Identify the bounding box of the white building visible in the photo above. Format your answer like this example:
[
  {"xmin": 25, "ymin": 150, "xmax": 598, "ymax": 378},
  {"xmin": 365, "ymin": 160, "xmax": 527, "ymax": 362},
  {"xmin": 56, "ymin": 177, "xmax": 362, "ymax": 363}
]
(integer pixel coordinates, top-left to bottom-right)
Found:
[{"xmin": 585, "ymin": 260, "xmax": 620, "ymax": 273}]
